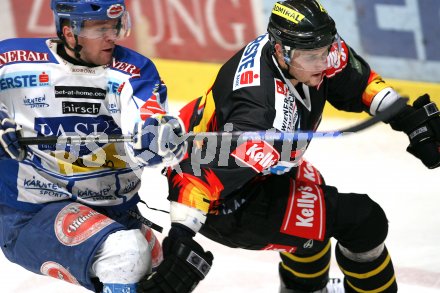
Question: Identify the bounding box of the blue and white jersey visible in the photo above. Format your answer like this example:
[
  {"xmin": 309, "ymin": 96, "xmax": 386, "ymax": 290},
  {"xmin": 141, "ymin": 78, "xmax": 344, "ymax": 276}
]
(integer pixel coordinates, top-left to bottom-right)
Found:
[{"xmin": 0, "ymin": 38, "xmax": 168, "ymax": 212}]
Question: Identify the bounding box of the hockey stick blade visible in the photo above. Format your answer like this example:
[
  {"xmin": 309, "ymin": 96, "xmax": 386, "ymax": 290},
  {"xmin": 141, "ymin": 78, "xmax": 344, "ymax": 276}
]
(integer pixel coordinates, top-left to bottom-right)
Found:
[{"xmin": 18, "ymin": 97, "xmax": 408, "ymax": 146}]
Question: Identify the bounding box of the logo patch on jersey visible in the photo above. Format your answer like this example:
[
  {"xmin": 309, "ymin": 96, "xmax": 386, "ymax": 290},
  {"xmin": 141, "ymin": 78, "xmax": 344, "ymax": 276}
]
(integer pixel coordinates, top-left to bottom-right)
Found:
[
  {"xmin": 275, "ymin": 79, "xmax": 288, "ymax": 95},
  {"xmin": 54, "ymin": 203, "xmax": 114, "ymax": 246},
  {"xmin": 55, "ymin": 86, "xmax": 106, "ymax": 100},
  {"xmin": 0, "ymin": 71, "xmax": 51, "ymax": 91},
  {"xmin": 140, "ymin": 94, "xmax": 166, "ymax": 120},
  {"xmin": 262, "ymin": 244, "xmax": 297, "ymax": 253},
  {"xmin": 107, "ymin": 79, "xmax": 122, "ymax": 94},
  {"xmin": 141, "ymin": 225, "xmax": 163, "ymax": 269},
  {"xmin": 62, "ymin": 102, "xmax": 101, "ymax": 115},
  {"xmin": 40, "ymin": 261, "xmax": 80, "ymax": 284},
  {"xmin": 325, "ymin": 41, "xmax": 348, "ymax": 78},
  {"xmin": 34, "ymin": 115, "xmax": 121, "ymax": 154},
  {"xmin": 232, "ymin": 34, "xmax": 266, "ymax": 91},
  {"xmin": 0, "ymin": 50, "xmax": 49, "ymax": 67},
  {"xmin": 231, "ymin": 140, "xmax": 280, "ymax": 173},
  {"xmin": 296, "ymin": 161, "xmax": 322, "ymax": 184},
  {"xmin": 273, "ymin": 78, "xmax": 298, "ymax": 132},
  {"xmin": 70, "ymin": 67, "xmax": 96, "ymax": 74},
  {"xmin": 107, "ymin": 103, "xmax": 120, "ymax": 114},
  {"xmin": 112, "ymin": 60, "xmax": 141, "ymax": 78},
  {"xmin": 281, "ymin": 180, "xmax": 326, "ymax": 241},
  {"xmin": 23, "ymin": 94, "xmax": 49, "ymax": 108},
  {"xmin": 23, "ymin": 176, "xmax": 69, "ymax": 199}
]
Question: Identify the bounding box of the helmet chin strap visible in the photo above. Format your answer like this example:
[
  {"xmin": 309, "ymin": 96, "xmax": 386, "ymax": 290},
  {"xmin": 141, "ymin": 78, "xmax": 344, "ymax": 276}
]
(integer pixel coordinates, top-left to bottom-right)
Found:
[
  {"xmin": 270, "ymin": 41, "xmax": 298, "ymax": 81},
  {"xmin": 280, "ymin": 51, "xmax": 296, "ymax": 80},
  {"xmin": 62, "ymin": 34, "xmax": 99, "ymax": 67}
]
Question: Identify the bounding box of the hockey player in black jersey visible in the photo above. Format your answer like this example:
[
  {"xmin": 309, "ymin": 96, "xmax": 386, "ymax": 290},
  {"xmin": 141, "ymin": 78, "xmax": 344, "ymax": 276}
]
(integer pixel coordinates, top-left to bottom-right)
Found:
[{"xmin": 164, "ymin": 0, "xmax": 440, "ymax": 292}]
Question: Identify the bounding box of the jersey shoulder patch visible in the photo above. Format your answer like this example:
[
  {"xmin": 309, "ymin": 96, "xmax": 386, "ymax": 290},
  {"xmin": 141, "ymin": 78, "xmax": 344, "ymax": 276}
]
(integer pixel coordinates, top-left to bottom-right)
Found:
[{"xmin": 232, "ymin": 34, "xmax": 268, "ymax": 91}]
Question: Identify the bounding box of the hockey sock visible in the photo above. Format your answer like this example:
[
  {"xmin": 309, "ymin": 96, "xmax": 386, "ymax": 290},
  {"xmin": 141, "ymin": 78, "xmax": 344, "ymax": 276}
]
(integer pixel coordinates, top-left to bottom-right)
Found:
[
  {"xmin": 336, "ymin": 244, "xmax": 397, "ymax": 292},
  {"xmin": 279, "ymin": 240, "xmax": 331, "ymax": 292}
]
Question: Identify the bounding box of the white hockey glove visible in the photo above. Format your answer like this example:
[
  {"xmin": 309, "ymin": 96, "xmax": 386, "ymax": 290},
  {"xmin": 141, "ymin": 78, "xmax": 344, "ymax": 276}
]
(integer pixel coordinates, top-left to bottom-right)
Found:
[
  {"xmin": 132, "ymin": 114, "xmax": 187, "ymax": 166},
  {"xmin": 0, "ymin": 109, "xmax": 26, "ymax": 161}
]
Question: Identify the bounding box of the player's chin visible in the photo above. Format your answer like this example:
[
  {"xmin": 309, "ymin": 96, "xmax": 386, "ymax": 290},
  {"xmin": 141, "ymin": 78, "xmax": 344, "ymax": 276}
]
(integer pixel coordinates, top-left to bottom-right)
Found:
[
  {"xmin": 305, "ymin": 74, "xmax": 322, "ymax": 87},
  {"xmin": 99, "ymin": 50, "xmax": 114, "ymax": 65}
]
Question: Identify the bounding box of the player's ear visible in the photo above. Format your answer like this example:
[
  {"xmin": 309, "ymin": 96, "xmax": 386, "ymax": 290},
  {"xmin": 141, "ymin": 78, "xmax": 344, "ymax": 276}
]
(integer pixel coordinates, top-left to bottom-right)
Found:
[
  {"xmin": 273, "ymin": 43, "xmax": 286, "ymax": 65},
  {"xmin": 274, "ymin": 43, "xmax": 283, "ymax": 58},
  {"xmin": 62, "ymin": 25, "xmax": 75, "ymax": 44}
]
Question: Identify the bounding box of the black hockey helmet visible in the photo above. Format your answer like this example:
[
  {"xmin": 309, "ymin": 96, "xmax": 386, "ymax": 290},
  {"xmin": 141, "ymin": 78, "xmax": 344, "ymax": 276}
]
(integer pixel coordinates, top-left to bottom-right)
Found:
[{"xmin": 267, "ymin": 0, "xmax": 337, "ymax": 51}]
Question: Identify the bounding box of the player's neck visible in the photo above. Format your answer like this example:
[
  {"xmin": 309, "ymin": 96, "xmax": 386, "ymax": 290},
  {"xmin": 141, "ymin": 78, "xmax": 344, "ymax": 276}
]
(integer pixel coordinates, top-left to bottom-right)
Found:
[{"xmin": 57, "ymin": 44, "xmax": 97, "ymax": 67}]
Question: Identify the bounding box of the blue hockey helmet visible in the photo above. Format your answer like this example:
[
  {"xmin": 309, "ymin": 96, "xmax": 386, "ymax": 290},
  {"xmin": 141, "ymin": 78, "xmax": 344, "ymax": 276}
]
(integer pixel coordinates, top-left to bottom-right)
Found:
[{"xmin": 51, "ymin": 0, "xmax": 131, "ymax": 39}]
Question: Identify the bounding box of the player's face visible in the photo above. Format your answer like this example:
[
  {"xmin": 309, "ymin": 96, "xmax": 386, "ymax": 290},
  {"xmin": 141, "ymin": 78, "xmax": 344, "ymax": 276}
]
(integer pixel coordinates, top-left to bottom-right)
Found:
[
  {"xmin": 75, "ymin": 20, "xmax": 119, "ymax": 65},
  {"xmin": 289, "ymin": 65, "xmax": 324, "ymax": 87},
  {"xmin": 288, "ymin": 46, "xmax": 329, "ymax": 87},
  {"xmin": 63, "ymin": 19, "xmax": 120, "ymax": 65}
]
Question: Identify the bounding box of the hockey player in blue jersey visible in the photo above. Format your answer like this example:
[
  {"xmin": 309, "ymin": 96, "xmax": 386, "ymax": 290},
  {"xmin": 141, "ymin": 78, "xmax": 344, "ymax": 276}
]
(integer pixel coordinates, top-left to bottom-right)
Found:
[{"xmin": 0, "ymin": 0, "xmax": 212, "ymax": 292}]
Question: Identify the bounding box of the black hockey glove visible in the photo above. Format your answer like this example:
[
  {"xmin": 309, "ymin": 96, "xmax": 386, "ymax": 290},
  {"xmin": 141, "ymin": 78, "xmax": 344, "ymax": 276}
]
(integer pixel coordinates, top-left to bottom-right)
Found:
[
  {"xmin": 137, "ymin": 225, "xmax": 213, "ymax": 293},
  {"xmin": 389, "ymin": 94, "xmax": 440, "ymax": 169}
]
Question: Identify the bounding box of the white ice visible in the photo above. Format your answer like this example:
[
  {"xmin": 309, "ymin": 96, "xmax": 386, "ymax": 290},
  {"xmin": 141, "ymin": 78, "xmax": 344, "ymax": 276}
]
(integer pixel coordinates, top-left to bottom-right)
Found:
[{"xmin": 1, "ymin": 112, "xmax": 439, "ymax": 292}]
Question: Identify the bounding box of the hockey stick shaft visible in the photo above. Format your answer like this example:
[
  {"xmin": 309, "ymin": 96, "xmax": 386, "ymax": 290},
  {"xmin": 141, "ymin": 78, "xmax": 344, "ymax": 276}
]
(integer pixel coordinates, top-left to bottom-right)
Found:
[{"xmin": 18, "ymin": 97, "xmax": 408, "ymax": 146}]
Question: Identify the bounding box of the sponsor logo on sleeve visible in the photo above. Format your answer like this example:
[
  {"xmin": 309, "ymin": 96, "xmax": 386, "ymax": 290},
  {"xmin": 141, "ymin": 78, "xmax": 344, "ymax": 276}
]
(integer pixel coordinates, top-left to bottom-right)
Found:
[
  {"xmin": 54, "ymin": 86, "xmax": 107, "ymax": 100},
  {"xmin": 232, "ymin": 34, "xmax": 267, "ymax": 91},
  {"xmin": 54, "ymin": 203, "xmax": 114, "ymax": 246},
  {"xmin": 231, "ymin": 140, "xmax": 280, "ymax": 173}
]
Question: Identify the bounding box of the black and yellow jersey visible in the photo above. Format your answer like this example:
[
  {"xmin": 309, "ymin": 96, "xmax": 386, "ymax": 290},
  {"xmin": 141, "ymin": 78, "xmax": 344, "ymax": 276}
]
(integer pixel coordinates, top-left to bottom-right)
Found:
[{"xmin": 167, "ymin": 33, "xmax": 393, "ymax": 215}]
